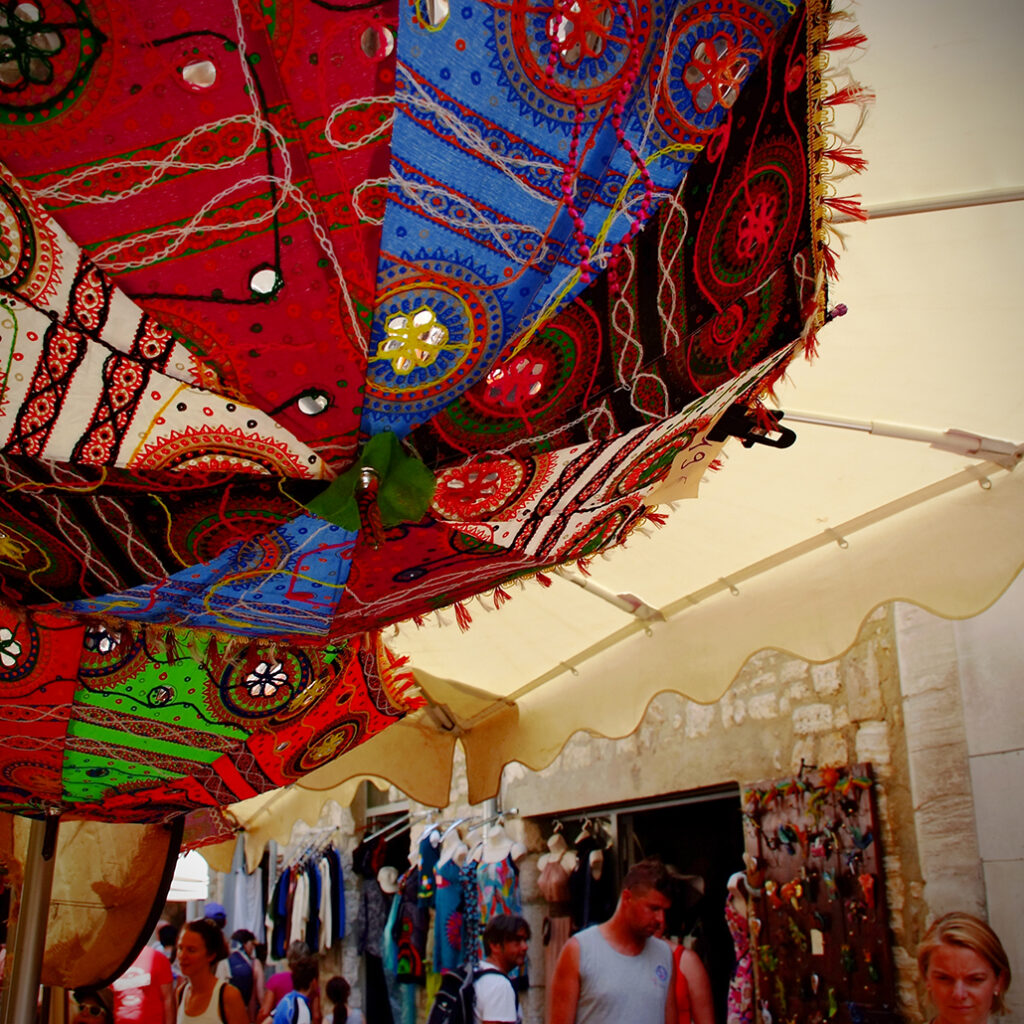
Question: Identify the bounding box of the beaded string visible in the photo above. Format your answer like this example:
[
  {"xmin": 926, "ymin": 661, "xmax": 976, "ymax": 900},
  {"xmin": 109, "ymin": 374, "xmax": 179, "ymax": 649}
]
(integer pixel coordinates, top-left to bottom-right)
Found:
[{"xmin": 543, "ymin": 2, "xmax": 657, "ymax": 292}]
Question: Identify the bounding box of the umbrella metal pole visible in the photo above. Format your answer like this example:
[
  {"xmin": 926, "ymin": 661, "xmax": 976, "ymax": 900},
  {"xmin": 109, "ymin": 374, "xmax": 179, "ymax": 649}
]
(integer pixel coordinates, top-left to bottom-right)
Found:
[{"xmin": 1, "ymin": 814, "xmax": 59, "ymax": 1024}]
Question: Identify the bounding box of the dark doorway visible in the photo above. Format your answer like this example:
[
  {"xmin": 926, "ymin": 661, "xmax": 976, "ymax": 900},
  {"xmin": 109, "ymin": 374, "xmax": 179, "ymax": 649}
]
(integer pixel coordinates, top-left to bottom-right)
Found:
[{"xmin": 617, "ymin": 785, "xmax": 745, "ymax": 1024}]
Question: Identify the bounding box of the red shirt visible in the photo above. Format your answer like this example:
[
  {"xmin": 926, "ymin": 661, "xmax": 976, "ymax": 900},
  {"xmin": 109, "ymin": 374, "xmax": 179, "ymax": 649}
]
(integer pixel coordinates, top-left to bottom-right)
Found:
[{"xmin": 113, "ymin": 946, "xmax": 173, "ymax": 1023}]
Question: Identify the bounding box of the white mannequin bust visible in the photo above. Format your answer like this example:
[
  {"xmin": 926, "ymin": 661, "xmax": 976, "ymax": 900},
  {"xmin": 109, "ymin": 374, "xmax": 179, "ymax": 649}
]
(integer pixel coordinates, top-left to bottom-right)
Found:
[
  {"xmin": 478, "ymin": 821, "xmax": 526, "ymax": 864},
  {"xmin": 438, "ymin": 829, "xmax": 469, "ymax": 867},
  {"xmin": 538, "ymin": 831, "xmax": 577, "ymax": 872},
  {"xmin": 377, "ymin": 865, "xmax": 399, "ymax": 894},
  {"xmin": 727, "ymin": 871, "xmax": 749, "ymax": 916}
]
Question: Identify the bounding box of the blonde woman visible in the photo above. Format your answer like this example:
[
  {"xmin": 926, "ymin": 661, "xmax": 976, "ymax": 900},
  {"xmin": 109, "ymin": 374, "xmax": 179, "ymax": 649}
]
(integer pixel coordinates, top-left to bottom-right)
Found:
[{"xmin": 918, "ymin": 912, "xmax": 1012, "ymax": 1024}]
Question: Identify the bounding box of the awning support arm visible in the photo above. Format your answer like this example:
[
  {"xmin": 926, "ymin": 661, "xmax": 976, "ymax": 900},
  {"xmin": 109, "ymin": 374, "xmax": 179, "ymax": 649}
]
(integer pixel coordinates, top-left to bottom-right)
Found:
[{"xmin": 781, "ymin": 412, "xmax": 1023, "ymax": 470}]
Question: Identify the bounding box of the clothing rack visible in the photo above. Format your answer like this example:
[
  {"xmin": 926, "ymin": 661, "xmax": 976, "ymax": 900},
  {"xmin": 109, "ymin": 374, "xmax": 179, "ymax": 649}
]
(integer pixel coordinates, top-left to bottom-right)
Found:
[
  {"xmin": 284, "ymin": 826, "xmax": 339, "ymax": 868},
  {"xmin": 441, "ymin": 816, "xmax": 474, "ymax": 840},
  {"xmin": 464, "ymin": 808, "xmax": 518, "ymax": 834},
  {"xmin": 362, "ymin": 808, "xmax": 437, "ymax": 844}
]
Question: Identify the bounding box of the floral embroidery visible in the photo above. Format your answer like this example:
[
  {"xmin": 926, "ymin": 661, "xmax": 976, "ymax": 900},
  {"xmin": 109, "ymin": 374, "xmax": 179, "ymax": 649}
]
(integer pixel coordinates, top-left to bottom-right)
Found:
[
  {"xmin": 0, "ymin": 626, "xmax": 22, "ymax": 667},
  {"xmin": 0, "ymin": 4, "xmax": 64, "ymax": 91},
  {"xmin": 547, "ymin": 0, "xmax": 614, "ymax": 68},
  {"xmin": 684, "ymin": 32, "xmax": 755, "ymax": 113},
  {"xmin": 378, "ymin": 307, "xmax": 452, "ymax": 375},
  {"xmin": 84, "ymin": 626, "xmax": 119, "ymax": 654},
  {"xmin": 246, "ymin": 660, "xmax": 288, "ymax": 698}
]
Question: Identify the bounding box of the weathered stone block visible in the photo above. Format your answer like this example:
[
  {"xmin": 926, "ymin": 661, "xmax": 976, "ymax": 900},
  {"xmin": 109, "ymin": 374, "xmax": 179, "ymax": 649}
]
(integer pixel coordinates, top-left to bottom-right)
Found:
[
  {"xmin": 818, "ymin": 731, "xmax": 849, "ymax": 766},
  {"xmin": 915, "ymin": 795, "xmax": 980, "ymax": 862},
  {"xmin": 856, "ymin": 721, "xmax": 891, "ymax": 765},
  {"xmin": 720, "ymin": 696, "xmax": 736, "ymax": 730},
  {"xmin": 748, "ymin": 693, "xmax": 779, "ymax": 720},
  {"xmin": 811, "ymin": 661, "xmax": 842, "ymax": 696},
  {"xmin": 746, "ymin": 670, "xmax": 779, "ymax": 693},
  {"xmin": 786, "ymin": 680, "xmax": 810, "ymax": 701},
  {"xmin": 793, "ymin": 703, "xmax": 834, "ymax": 735},
  {"xmin": 686, "ymin": 702, "xmax": 715, "ymax": 738},
  {"xmin": 908, "ymin": 743, "xmax": 971, "ymax": 808},
  {"xmin": 903, "ymin": 686, "xmax": 969, "ymax": 753},
  {"xmin": 780, "ymin": 659, "xmax": 808, "ymax": 685},
  {"xmin": 790, "ymin": 736, "xmax": 815, "ymax": 772},
  {"xmin": 846, "ymin": 646, "xmax": 884, "ymax": 720}
]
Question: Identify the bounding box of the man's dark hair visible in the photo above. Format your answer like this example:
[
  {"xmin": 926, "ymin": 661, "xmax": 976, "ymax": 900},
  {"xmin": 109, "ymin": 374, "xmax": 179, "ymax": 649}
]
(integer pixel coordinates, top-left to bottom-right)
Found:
[
  {"xmin": 231, "ymin": 928, "xmax": 255, "ymax": 944},
  {"xmin": 157, "ymin": 923, "xmax": 178, "ymax": 948},
  {"xmin": 291, "ymin": 955, "xmax": 319, "ymax": 992},
  {"xmin": 622, "ymin": 858, "xmax": 672, "ymax": 897},
  {"xmin": 482, "ymin": 913, "xmax": 531, "ymax": 955}
]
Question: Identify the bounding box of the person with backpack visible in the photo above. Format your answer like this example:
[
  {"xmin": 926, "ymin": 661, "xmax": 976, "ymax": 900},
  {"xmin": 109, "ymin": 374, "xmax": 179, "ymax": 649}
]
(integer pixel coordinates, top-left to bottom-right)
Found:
[
  {"xmin": 475, "ymin": 914, "xmax": 530, "ymax": 1024},
  {"xmin": 228, "ymin": 929, "xmax": 265, "ymax": 1021},
  {"xmin": 271, "ymin": 956, "xmax": 318, "ymax": 1024},
  {"xmin": 427, "ymin": 913, "xmax": 531, "ymax": 1024}
]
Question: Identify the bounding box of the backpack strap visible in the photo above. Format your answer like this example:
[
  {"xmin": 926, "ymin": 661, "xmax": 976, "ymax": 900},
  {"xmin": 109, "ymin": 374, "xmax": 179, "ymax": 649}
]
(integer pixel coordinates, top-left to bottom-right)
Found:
[{"xmin": 472, "ymin": 967, "xmax": 519, "ymax": 1008}]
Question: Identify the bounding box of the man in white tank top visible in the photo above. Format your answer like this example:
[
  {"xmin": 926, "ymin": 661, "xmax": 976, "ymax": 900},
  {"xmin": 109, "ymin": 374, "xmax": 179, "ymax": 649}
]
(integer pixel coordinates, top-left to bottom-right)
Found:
[{"xmin": 549, "ymin": 859, "xmax": 676, "ymax": 1024}]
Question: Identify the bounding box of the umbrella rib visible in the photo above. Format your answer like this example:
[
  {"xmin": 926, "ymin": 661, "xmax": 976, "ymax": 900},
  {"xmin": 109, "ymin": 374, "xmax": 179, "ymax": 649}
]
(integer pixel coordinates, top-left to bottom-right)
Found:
[{"xmin": 496, "ymin": 457, "xmax": 1020, "ymax": 707}]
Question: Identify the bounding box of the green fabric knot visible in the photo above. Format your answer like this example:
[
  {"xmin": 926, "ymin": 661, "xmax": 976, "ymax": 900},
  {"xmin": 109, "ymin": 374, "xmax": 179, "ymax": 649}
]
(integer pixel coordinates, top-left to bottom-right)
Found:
[{"xmin": 305, "ymin": 431, "xmax": 436, "ymax": 533}]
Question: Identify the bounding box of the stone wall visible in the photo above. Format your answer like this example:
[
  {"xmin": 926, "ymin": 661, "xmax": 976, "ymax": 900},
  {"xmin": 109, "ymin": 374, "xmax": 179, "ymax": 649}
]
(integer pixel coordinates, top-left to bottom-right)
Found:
[
  {"xmin": 492, "ymin": 605, "xmax": 927, "ymax": 1022},
  {"xmin": 237, "ymin": 590, "xmax": 1020, "ymax": 1023}
]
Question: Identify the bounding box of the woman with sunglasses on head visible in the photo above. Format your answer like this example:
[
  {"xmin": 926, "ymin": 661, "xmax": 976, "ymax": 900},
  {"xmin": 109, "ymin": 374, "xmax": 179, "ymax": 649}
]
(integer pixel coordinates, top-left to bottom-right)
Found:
[
  {"xmin": 72, "ymin": 987, "xmax": 114, "ymax": 1023},
  {"xmin": 918, "ymin": 912, "xmax": 1012, "ymax": 1024},
  {"xmin": 176, "ymin": 917, "xmax": 250, "ymax": 1024}
]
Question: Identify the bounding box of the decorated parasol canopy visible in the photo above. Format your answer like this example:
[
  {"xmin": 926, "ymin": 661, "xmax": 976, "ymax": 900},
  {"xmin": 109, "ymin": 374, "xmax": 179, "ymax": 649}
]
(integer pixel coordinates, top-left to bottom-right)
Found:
[{"xmin": 0, "ymin": 0, "xmax": 862, "ymax": 830}]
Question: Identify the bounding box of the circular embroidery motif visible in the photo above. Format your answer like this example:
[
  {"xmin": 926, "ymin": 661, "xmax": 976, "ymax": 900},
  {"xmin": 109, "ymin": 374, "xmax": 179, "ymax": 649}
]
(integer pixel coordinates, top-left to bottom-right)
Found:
[
  {"xmin": 365, "ymin": 253, "xmax": 508, "ymax": 431},
  {"xmin": 488, "ymin": 0, "xmax": 659, "ymax": 124}
]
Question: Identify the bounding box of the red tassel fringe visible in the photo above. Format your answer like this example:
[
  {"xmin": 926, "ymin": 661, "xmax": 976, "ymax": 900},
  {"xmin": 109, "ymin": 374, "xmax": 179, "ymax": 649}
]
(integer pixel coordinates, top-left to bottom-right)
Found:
[
  {"xmin": 803, "ymin": 327, "xmax": 821, "ymax": 361},
  {"xmin": 757, "ymin": 359, "xmax": 792, "ymax": 404},
  {"xmin": 825, "ymin": 146, "xmax": 869, "ymax": 173},
  {"xmin": 824, "ymin": 194, "xmax": 868, "ymax": 221},
  {"xmin": 454, "ymin": 601, "xmax": 473, "ymax": 631},
  {"xmin": 493, "ymin": 585, "xmax": 511, "ymax": 607},
  {"xmin": 820, "ymin": 242, "xmax": 840, "ymax": 280},
  {"xmin": 822, "ymin": 30, "xmax": 868, "ymax": 51},
  {"xmin": 823, "ymin": 84, "xmax": 876, "ymax": 108},
  {"xmin": 645, "ymin": 512, "xmax": 669, "ymax": 528},
  {"xmin": 709, "ymin": 458, "xmax": 723, "ymax": 473},
  {"xmin": 754, "ymin": 404, "xmax": 780, "ymax": 433},
  {"xmin": 536, "ymin": 572, "xmax": 553, "ymax": 588},
  {"xmin": 575, "ymin": 558, "xmax": 592, "ymax": 577}
]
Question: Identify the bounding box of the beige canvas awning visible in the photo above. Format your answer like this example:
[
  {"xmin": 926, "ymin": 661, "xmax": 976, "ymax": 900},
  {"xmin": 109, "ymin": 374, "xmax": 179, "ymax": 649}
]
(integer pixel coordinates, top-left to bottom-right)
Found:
[{"xmin": 205, "ymin": 0, "xmax": 1024, "ymax": 870}]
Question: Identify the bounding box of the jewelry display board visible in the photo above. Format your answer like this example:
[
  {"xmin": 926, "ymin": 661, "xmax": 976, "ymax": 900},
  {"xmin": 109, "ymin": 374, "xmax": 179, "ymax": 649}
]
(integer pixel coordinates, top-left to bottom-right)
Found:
[{"xmin": 742, "ymin": 764, "xmax": 899, "ymax": 1024}]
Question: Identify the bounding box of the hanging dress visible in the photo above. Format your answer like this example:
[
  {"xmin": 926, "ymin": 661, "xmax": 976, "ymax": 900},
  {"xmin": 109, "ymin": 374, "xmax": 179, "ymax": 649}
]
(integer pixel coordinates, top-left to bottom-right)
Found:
[
  {"xmin": 396, "ymin": 866, "xmax": 428, "ymax": 985},
  {"xmin": 537, "ymin": 856, "xmax": 573, "ymax": 1020},
  {"xmin": 568, "ymin": 837, "xmax": 616, "ymax": 931},
  {"xmin": 433, "ymin": 857, "xmax": 465, "ymax": 972},
  {"xmin": 725, "ymin": 892, "xmax": 754, "ymax": 1024},
  {"xmin": 477, "ymin": 853, "xmax": 526, "ymax": 987},
  {"xmin": 460, "ymin": 859, "xmax": 482, "ymax": 968}
]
